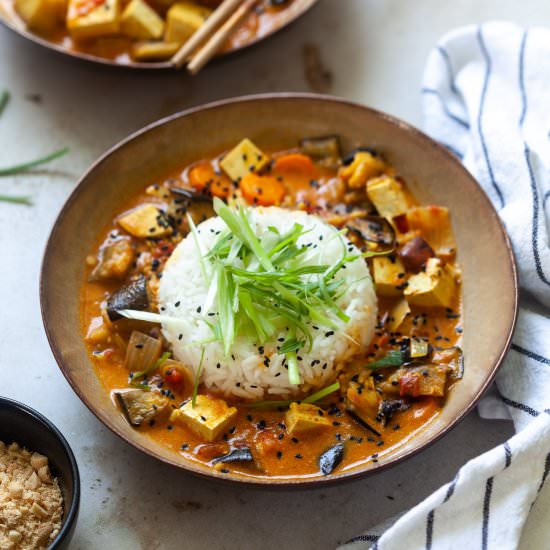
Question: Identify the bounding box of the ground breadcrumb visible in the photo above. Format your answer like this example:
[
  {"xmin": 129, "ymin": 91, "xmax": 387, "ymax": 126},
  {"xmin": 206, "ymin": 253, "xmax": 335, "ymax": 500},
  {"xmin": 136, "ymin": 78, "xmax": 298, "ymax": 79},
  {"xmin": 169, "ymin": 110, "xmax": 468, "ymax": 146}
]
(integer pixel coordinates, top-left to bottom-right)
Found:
[{"xmin": 0, "ymin": 441, "xmax": 63, "ymax": 549}]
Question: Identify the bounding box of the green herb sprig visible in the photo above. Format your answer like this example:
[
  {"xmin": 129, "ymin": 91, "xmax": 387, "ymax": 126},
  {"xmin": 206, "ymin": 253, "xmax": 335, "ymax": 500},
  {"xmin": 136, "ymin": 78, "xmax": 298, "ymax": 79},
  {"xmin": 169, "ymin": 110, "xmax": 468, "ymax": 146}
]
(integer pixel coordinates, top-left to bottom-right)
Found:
[
  {"xmin": 248, "ymin": 381, "xmax": 341, "ymax": 410},
  {"xmin": 366, "ymin": 349, "xmax": 404, "ymax": 369}
]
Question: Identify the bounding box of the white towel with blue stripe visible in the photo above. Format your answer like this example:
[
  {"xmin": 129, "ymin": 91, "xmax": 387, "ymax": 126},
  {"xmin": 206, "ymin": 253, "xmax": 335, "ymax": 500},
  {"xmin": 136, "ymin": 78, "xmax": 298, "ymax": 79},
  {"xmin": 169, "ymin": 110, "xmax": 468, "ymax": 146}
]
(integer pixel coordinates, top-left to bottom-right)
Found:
[{"xmin": 339, "ymin": 22, "xmax": 550, "ymax": 550}]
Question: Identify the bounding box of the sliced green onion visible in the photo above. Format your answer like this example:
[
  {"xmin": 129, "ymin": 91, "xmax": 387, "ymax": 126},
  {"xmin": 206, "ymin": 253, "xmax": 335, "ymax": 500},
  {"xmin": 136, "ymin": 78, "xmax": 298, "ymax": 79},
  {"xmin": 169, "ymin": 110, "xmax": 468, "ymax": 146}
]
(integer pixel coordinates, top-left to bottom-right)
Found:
[
  {"xmin": 366, "ymin": 349, "xmax": 404, "ymax": 369},
  {"xmin": 192, "ymin": 347, "xmax": 206, "ymax": 407},
  {"xmin": 117, "ymin": 309, "xmax": 187, "ymax": 326},
  {"xmin": 249, "ymin": 381, "xmax": 340, "ymax": 409},
  {"xmin": 0, "ymin": 147, "xmax": 69, "ymax": 176},
  {"xmin": 0, "ymin": 194, "xmax": 32, "ymax": 205}
]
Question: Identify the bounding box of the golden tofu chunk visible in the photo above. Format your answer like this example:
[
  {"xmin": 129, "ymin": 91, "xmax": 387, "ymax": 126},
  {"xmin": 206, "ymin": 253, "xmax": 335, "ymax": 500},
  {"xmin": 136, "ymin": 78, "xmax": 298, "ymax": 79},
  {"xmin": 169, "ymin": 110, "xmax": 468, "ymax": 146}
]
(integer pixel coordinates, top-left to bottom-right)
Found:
[
  {"xmin": 367, "ymin": 176, "xmax": 409, "ymax": 220},
  {"xmin": 388, "ymin": 297, "xmax": 411, "ymax": 331},
  {"xmin": 406, "ymin": 206, "xmax": 456, "ymax": 260},
  {"xmin": 170, "ymin": 395, "xmax": 237, "ymax": 442},
  {"xmin": 404, "ymin": 257, "xmax": 457, "ymax": 308},
  {"xmin": 339, "ymin": 151, "xmax": 386, "ymax": 189},
  {"xmin": 372, "ymin": 255, "xmax": 407, "ymax": 297},
  {"xmin": 118, "ymin": 204, "xmax": 171, "ymax": 238},
  {"xmin": 120, "ymin": 0, "xmax": 164, "ymax": 39},
  {"xmin": 285, "ymin": 402, "xmax": 332, "ymax": 435},
  {"xmin": 89, "ymin": 237, "xmax": 135, "ymax": 281},
  {"xmin": 131, "ymin": 41, "xmax": 180, "ymax": 61},
  {"xmin": 220, "ymin": 138, "xmax": 269, "ymax": 182},
  {"xmin": 165, "ymin": 2, "xmax": 211, "ymax": 44},
  {"xmin": 15, "ymin": 0, "xmax": 63, "ymax": 30},
  {"xmin": 67, "ymin": 0, "xmax": 120, "ymax": 40}
]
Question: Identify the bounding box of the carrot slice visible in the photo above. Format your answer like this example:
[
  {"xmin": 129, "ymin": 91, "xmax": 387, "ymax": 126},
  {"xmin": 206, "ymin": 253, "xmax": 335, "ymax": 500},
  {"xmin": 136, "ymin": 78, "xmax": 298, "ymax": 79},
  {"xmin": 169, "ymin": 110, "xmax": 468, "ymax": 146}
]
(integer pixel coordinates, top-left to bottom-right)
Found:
[
  {"xmin": 273, "ymin": 154, "xmax": 316, "ymax": 177},
  {"xmin": 188, "ymin": 163, "xmax": 233, "ymax": 199},
  {"xmin": 240, "ymin": 173, "xmax": 286, "ymax": 206}
]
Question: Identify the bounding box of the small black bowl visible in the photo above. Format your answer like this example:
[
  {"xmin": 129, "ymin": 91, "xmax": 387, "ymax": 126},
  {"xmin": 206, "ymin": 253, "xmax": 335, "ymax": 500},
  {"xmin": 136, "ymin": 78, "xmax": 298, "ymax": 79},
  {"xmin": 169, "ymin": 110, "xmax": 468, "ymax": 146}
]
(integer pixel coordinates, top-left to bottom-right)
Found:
[{"xmin": 0, "ymin": 397, "xmax": 80, "ymax": 549}]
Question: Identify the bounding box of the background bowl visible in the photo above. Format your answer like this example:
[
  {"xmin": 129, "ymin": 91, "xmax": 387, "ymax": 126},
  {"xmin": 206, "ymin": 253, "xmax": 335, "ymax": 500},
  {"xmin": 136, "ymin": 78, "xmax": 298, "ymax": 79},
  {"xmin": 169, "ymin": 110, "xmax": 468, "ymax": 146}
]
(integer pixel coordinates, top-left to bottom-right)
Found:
[
  {"xmin": 0, "ymin": 0, "xmax": 318, "ymax": 70},
  {"xmin": 40, "ymin": 93, "xmax": 517, "ymax": 487},
  {"xmin": 0, "ymin": 397, "xmax": 80, "ymax": 548}
]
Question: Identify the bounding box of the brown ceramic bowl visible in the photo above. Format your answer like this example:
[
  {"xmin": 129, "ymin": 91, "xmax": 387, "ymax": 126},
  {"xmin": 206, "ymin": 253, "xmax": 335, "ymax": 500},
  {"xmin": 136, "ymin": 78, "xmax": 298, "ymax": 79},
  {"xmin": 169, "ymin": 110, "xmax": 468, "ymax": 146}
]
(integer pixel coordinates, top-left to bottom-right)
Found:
[
  {"xmin": 40, "ymin": 93, "xmax": 518, "ymax": 487},
  {"xmin": 0, "ymin": 0, "xmax": 317, "ymax": 70}
]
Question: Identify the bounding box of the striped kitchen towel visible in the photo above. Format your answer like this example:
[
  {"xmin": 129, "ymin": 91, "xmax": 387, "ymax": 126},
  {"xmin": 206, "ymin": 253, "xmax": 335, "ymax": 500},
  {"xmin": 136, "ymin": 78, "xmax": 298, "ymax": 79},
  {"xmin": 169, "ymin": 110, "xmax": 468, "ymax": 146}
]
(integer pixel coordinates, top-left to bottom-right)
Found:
[{"xmin": 340, "ymin": 22, "xmax": 550, "ymax": 550}]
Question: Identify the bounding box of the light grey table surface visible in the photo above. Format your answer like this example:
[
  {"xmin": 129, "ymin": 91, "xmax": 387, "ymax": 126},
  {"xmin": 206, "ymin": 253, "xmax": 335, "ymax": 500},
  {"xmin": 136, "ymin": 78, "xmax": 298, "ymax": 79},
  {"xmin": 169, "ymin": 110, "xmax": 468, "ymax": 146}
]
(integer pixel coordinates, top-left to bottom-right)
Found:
[{"xmin": 1, "ymin": 0, "xmax": 542, "ymax": 548}]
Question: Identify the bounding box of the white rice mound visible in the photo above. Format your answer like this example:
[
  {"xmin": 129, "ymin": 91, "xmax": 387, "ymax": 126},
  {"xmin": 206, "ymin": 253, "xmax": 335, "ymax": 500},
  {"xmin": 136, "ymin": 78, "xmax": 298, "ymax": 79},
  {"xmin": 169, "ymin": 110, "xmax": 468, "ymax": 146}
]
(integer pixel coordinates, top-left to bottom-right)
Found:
[{"xmin": 158, "ymin": 206, "xmax": 377, "ymax": 400}]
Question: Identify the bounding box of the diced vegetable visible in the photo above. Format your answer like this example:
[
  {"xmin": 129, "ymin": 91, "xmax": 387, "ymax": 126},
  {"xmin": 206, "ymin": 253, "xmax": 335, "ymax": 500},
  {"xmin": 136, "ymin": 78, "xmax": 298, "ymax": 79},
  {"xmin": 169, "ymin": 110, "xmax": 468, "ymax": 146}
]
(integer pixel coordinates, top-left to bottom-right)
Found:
[
  {"xmin": 406, "ymin": 206, "xmax": 456, "ymax": 260},
  {"xmin": 367, "ymin": 176, "xmax": 409, "ymax": 220},
  {"xmin": 118, "ymin": 204, "xmax": 172, "ymax": 238},
  {"xmin": 319, "ymin": 443, "xmax": 345, "ymax": 475},
  {"xmin": 299, "ymin": 135, "xmax": 341, "ymax": 167},
  {"xmin": 398, "ymin": 236, "xmax": 435, "ymax": 273},
  {"xmin": 125, "ymin": 330, "xmax": 162, "ymax": 374},
  {"xmin": 131, "ymin": 41, "xmax": 180, "ymax": 61},
  {"xmin": 388, "ymin": 298, "xmax": 411, "ymax": 331},
  {"xmin": 398, "ymin": 365, "xmax": 448, "ymax": 398},
  {"xmin": 187, "ymin": 162, "xmax": 233, "ymax": 199},
  {"xmin": 272, "ymin": 153, "xmax": 316, "ymax": 179},
  {"xmin": 346, "ymin": 216, "xmax": 396, "ymax": 253},
  {"xmin": 165, "ymin": 2, "xmax": 211, "ymax": 44},
  {"xmin": 212, "ymin": 448, "xmax": 254, "ymax": 465},
  {"xmin": 219, "ymin": 138, "xmax": 269, "ymax": 182},
  {"xmin": 410, "ymin": 338, "xmax": 429, "ymax": 359},
  {"xmin": 170, "ymin": 395, "xmax": 238, "ymax": 442},
  {"xmin": 67, "ymin": 0, "xmax": 120, "ymax": 40},
  {"xmin": 239, "ymin": 173, "xmax": 286, "ymax": 206},
  {"xmin": 160, "ymin": 359, "xmax": 194, "ymax": 392},
  {"xmin": 89, "ymin": 237, "xmax": 135, "ymax": 281},
  {"xmin": 107, "ymin": 274, "xmax": 149, "ymax": 321},
  {"xmin": 120, "ymin": 0, "xmax": 164, "ymax": 39},
  {"xmin": 85, "ymin": 316, "xmax": 110, "ymax": 344},
  {"xmin": 404, "ymin": 257, "xmax": 457, "ymax": 308},
  {"xmin": 371, "ymin": 255, "xmax": 407, "ymax": 297},
  {"xmin": 340, "ymin": 151, "xmax": 386, "ymax": 189},
  {"xmin": 114, "ymin": 389, "xmax": 169, "ymax": 426},
  {"xmin": 285, "ymin": 402, "xmax": 332, "ymax": 435},
  {"xmin": 433, "ymin": 347, "xmax": 464, "ymax": 379},
  {"xmin": 376, "ymin": 399, "xmax": 407, "ymax": 426},
  {"xmin": 345, "ymin": 377, "xmax": 381, "ymax": 432}
]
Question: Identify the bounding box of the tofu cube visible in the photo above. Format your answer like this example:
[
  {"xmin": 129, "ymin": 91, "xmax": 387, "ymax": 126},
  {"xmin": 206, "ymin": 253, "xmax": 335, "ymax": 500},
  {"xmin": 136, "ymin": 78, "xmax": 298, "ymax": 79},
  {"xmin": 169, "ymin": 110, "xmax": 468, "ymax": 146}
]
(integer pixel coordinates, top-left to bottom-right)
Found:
[
  {"xmin": 118, "ymin": 204, "xmax": 172, "ymax": 238},
  {"xmin": 165, "ymin": 2, "xmax": 211, "ymax": 44},
  {"xmin": 404, "ymin": 257, "xmax": 457, "ymax": 308},
  {"xmin": 346, "ymin": 377, "xmax": 381, "ymax": 426},
  {"xmin": 15, "ymin": 0, "xmax": 63, "ymax": 31},
  {"xmin": 220, "ymin": 138, "xmax": 269, "ymax": 182},
  {"xmin": 67, "ymin": 0, "xmax": 120, "ymax": 40},
  {"xmin": 406, "ymin": 206, "xmax": 456, "ymax": 260},
  {"xmin": 285, "ymin": 402, "xmax": 332, "ymax": 435},
  {"xmin": 339, "ymin": 151, "xmax": 386, "ymax": 189},
  {"xmin": 367, "ymin": 176, "xmax": 409, "ymax": 220},
  {"xmin": 372, "ymin": 255, "xmax": 407, "ymax": 297},
  {"xmin": 170, "ymin": 395, "xmax": 237, "ymax": 442},
  {"xmin": 131, "ymin": 41, "xmax": 180, "ymax": 61},
  {"xmin": 120, "ymin": 0, "xmax": 164, "ymax": 39},
  {"xmin": 388, "ymin": 297, "xmax": 411, "ymax": 331}
]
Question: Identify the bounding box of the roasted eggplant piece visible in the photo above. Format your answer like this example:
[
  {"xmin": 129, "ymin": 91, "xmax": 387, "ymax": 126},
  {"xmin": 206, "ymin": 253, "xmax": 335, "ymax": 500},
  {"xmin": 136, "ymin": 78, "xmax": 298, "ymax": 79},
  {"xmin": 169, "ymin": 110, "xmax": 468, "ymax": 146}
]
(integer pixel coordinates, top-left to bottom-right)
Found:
[
  {"xmin": 376, "ymin": 399, "xmax": 408, "ymax": 426},
  {"xmin": 346, "ymin": 216, "xmax": 396, "ymax": 253},
  {"xmin": 433, "ymin": 346, "xmax": 464, "ymax": 379},
  {"xmin": 107, "ymin": 275, "xmax": 150, "ymax": 321},
  {"xmin": 114, "ymin": 389, "xmax": 170, "ymax": 427},
  {"xmin": 170, "ymin": 186, "xmax": 212, "ymax": 203},
  {"xmin": 89, "ymin": 237, "xmax": 135, "ymax": 281},
  {"xmin": 299, "ymin": 135, "xmax": 341, "ymax": 168},
  {"xmin": 212, "ymin": 447, "xmax": 254, "ymax": 465},
  {"xmin": 398, "ymin": 365, "xmax": 448, "ymax": 398},
  {"xmin": 319, "ymin": 443, "xmax": 345, "ymax": 475},
  {"xmin": 398, "ymin": 236, "xmax": 435, "ymax": 273}
]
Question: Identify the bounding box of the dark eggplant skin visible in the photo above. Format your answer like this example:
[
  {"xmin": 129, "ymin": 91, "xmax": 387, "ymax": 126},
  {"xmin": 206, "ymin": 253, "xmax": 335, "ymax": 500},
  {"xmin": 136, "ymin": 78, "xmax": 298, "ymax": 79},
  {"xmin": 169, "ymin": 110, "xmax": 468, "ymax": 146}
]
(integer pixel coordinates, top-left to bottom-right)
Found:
[
  {"xmin": 107, "ymin": 274, "xmax": 149, "ymax": 321},
  {"xmin": 319, "ymin": 443, "xmax": 345, "ymax": 475},
  {"xmin": 346, "ymin": 408, "xmax": 382, "ymax": 437},
  {"xmin": 170, "ymin": 187, "xmax": 211, "ymax": 203},
  {"xmin": 376, "ymin": 399, "xmax": 408, "ymax": 426},
  {"xmin": 346, "ymin": 216, "xmax": 396, "ymax": 253},
  {"xmin": 212, "ymin": 448, "xmax": 254, "ymax": 464}
]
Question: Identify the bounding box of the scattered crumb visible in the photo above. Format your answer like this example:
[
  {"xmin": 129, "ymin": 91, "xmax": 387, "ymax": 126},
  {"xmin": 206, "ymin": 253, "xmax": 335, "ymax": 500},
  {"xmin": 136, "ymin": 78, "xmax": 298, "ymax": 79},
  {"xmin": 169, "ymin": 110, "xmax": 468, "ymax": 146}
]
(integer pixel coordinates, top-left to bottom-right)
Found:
[
  {"xmin": 303, "ymin": 43, "xmax": 333, "ymax": 93},
  {"xmin": 0, "ymin": 441, "xmax": 63, "ymax": 549}
]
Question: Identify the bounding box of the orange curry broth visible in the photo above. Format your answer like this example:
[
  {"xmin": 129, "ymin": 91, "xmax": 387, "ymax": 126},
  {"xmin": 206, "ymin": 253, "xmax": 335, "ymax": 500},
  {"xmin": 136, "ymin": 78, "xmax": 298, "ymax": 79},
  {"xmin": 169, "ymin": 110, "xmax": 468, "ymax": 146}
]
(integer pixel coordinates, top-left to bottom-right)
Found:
[
  {"xmin": 80, "ymin": 146, "xmax": 462, "ymax": 478},
  {"xmin": 1, "ymin": 0, "xmax": 296, "ymax": 65}
]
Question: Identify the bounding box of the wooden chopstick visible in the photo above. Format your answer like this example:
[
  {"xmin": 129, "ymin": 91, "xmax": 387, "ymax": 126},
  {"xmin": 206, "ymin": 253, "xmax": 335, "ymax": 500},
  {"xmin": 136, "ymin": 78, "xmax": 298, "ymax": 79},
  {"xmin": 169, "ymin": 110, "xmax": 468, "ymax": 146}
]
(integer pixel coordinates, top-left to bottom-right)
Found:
[
  {"xmin": 186, "ymin": 0, "xmax": 257, "ymax": 75},
  {"xmin": 171, "ymin": 0, "xmax": 243, "ymax": 69}
]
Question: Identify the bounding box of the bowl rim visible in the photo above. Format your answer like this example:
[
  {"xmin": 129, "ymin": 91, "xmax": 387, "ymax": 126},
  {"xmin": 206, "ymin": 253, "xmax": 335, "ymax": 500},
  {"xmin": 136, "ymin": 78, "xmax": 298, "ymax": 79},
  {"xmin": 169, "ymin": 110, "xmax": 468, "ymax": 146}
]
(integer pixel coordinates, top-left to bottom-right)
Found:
[
  {"xmin": 0, "ymin": 0, "xmax": 319, "ymax": 71},
  {"xmin": 0, "ymin": 396, "xmax": 81, "ymax": 545},
  {"xmin": 40, "ymin": 92, "xmax": 519, "ymax": 488}
]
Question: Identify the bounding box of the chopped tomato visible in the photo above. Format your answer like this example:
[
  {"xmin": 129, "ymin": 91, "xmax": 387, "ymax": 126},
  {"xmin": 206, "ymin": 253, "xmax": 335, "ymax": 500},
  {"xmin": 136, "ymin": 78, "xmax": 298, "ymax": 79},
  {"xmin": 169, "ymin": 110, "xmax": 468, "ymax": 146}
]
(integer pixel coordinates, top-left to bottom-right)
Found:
[
  {"xmin": 399, "ymin": 373, "xmax": 420, "ymax": 397},
  {"xmin": 165, "ymin": 368, "xmax": 183, "ymax": 388},
  {"xmin": 393, "ymin": 214, "xmax": 409, "ymax": 234},
  {"xmin": 188, "ymin": 162, "xmax": 233, "ymax": 199},
  {"xmin": 240, "ymin": 173, "xmax": 286, "ymax": 206}
]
